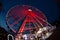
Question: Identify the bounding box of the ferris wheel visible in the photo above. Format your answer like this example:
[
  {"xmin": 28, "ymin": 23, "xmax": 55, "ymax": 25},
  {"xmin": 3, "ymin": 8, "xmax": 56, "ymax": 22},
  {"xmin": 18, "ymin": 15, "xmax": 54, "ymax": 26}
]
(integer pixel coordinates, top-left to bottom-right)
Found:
[{"xmin": 6, "ymin": 5, "xmax": 56, "ymax": 40}]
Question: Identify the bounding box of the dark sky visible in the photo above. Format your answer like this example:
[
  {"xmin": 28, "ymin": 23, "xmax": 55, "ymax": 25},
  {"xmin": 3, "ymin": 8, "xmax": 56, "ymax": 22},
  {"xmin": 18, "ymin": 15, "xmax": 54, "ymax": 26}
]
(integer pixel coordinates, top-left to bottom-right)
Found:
[{"xmin": 0, "ymin": 0, "xmax": 59, "ymax": 32}]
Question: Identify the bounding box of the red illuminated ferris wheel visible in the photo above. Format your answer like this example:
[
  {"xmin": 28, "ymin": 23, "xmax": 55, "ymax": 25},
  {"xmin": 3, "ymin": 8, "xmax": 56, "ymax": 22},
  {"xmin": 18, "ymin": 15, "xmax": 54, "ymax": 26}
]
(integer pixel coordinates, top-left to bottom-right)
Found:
[
  {"xmin": 6, "ymin": 5, "xmax": 55, "ymax": 40},
  {"xmin": 6, "ymin": 5, "xmax": 47, "ymax": 33}
]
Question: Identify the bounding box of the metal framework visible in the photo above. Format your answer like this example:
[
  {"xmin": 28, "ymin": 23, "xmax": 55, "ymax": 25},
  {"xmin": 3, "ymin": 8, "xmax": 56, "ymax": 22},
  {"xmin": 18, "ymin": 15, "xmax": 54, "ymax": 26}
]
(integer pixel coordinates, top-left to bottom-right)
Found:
[{"xmin": 6, "ymin": 5, "xmax": 56, "ymax": 40}]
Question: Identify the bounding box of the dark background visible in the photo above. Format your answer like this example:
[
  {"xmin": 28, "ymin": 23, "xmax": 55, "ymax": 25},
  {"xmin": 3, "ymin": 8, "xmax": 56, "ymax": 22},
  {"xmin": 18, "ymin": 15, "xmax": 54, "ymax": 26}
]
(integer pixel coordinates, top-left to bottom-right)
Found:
[{"xmin": 0, "ymin": 0, "xmax": 60, "ymax": 40}]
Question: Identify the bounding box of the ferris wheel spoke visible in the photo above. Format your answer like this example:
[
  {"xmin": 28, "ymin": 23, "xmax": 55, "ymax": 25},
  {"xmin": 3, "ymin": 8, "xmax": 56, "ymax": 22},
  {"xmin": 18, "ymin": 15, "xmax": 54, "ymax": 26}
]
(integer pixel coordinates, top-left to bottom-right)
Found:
[
  {"xmin": 29, "ymin": 16, "xmax": 39, "ymax": 30},
  {"xmin": 32, "ymin": 12, "xmax": 47, "ymax": 24},
  {"xmin": 32, "ymin": 20, "xmax": 40, "ymax": 29},
  {"xmin": 30, "ymin": 13, "xmax": 44, "ymax": 27},
  {"xmin": 31, "ymin": 13, "xmax": 51, "ymax": 26},
  {"xmin": 10, "ymin": 27, "xmax": 16, "ymax": 33},
  {"xmin": 9, "ymin": 17, "xmax": 24, "ymax": 27}
]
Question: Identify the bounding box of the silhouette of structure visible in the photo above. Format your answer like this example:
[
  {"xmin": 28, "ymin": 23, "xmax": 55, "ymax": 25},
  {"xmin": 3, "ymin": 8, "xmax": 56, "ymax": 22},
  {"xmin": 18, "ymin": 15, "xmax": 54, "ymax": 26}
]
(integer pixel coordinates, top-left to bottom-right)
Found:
[{"xmin": 0, "ymin": 27, "xmax": 7, "ymax": 40}]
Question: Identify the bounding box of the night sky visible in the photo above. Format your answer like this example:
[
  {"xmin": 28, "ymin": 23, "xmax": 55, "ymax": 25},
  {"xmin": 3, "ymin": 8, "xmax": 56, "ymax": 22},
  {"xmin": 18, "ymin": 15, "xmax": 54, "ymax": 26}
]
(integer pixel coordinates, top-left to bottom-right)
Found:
[{"xmin": 0, "ymin": 0, "xmax": 60, "ymax": 40}]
